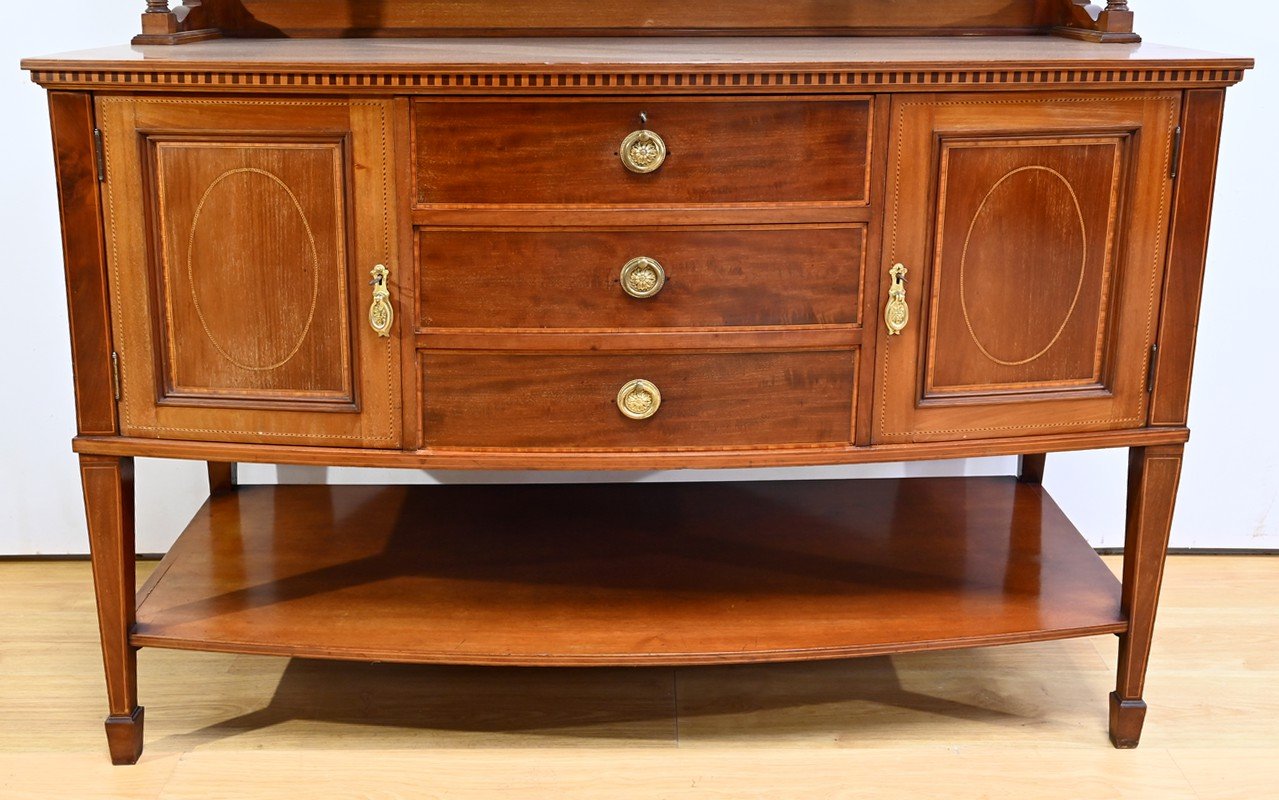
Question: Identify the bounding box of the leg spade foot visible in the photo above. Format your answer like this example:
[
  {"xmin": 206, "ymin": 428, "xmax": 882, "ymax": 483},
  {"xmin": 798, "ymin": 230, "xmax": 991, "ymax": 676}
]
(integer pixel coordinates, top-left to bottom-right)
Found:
[
  {"xmin": 104, "ymin": 706, "xmax": 145, "ymax": 765},
  {"xmin": 1108, "ymin": 692, "xmax": 1147, "ymax": 749}
]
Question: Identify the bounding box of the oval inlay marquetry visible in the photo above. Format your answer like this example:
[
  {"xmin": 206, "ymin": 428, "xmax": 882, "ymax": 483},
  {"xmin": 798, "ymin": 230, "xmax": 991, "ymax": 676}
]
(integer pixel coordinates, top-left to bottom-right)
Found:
[
  {"xmin": 186, "ymin": 167, "xmax": 321, "ymax": 372},
  {"xmin": 958, "ymin": 165, "xmax": 1088, "ymax": 367}
]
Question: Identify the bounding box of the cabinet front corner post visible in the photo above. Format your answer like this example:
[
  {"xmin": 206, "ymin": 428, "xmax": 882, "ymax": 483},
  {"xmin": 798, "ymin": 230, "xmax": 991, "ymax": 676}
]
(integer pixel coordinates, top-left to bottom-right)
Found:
[
  {"xmin": 1111, "ymin": 443, "xmax": 1184, "ymax": 748},
  {"xmin": 78, "ymin": 453, "xmax": 144, "ymax": 765}
]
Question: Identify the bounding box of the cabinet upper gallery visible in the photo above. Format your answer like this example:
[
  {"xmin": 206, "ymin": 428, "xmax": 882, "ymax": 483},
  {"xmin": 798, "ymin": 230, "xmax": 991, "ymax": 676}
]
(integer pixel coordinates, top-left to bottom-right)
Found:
[{"xmin": 23, "ymin": 0, "xmax": 1251, "ymax": 469}]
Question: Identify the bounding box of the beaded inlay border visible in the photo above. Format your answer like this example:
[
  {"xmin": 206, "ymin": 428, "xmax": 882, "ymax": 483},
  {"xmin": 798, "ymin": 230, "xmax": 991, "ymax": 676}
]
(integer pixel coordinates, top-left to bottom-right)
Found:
[
  {"xmin": 29, "ymin": 66, "xmax": 1247, "ymax": 92},
  {"xmin": 100, "ymin": 96, "xmax": 400, "ymax": 444}
]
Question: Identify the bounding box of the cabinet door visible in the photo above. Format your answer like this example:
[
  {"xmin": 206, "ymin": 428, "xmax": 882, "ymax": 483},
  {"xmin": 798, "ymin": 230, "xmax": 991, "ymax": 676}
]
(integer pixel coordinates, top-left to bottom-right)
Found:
[
  {"xmin": 874, "ymin": 93, "xmax": 1179, "ymax": 443},
  {"xmin": 98, "ymin": 98, "xmax": 401, "ymax": 448}
]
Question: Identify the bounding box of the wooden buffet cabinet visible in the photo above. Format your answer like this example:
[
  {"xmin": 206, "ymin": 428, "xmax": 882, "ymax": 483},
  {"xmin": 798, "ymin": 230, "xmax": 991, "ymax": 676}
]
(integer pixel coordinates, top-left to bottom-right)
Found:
[{"xmin": 24, "ymin": 0, "xmax": 1251, "ymax": 764}]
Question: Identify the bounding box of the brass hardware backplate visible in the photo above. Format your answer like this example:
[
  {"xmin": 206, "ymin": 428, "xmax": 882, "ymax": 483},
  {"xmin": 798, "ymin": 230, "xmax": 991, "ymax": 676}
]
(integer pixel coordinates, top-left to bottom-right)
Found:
[
  {"xmin": 885, "ymin": 263, "xmax": 909, "ymax": 336},
  {"xmin": 620, "ymin": 129, "xmax": 667, "ymax": 174},
  {"xmin": 369, "ymin": 264, "xmax": 393, "ymax": 338},
  {"xmin": 617, "ymin": 379, "xmax": 662, "ymax": 420},
  {"xmin": 620, "ymin": 257, "xmax": 666, "ymax": 299}
]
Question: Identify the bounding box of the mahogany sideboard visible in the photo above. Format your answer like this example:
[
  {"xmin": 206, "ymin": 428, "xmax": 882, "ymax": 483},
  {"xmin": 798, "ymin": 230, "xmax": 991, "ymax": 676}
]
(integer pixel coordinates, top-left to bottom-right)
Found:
[{"xmin": 23, "ymin": 0, "xmax": 1251, "ymax": 764}]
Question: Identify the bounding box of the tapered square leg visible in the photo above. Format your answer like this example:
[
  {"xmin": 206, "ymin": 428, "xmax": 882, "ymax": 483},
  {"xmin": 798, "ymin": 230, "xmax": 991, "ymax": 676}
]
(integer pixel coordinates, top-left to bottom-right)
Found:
[
  {"xmin": 80, "ymin": 454, "xmax": 144, "ymax": 765},
  {"xmin": 1110, "ymin": 444, "xmax": 1183, "ymax": 749}
]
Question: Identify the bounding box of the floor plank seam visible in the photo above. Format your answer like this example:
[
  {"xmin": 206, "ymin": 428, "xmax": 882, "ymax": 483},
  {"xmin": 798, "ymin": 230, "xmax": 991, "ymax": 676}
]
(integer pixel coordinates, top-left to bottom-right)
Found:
[
  {"xmin": 1167, "ymin": 746, "xmax": 1205, "ymax": 800},
  {"xmin": 673, "ymin": 669, "xmax": 682, "ymax": 747}
]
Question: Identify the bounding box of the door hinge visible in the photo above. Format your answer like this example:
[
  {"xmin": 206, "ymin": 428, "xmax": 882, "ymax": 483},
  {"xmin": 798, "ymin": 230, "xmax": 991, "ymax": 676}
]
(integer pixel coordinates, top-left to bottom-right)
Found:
[
  {"xmin": 1170, "ymin": 125, "xmax": 1184, "ymax": 179},
  {"xmin": 93, "ymin": 127, "xmax": 106, "ymax": 182},
  {"xmin": 1147, "ymin": 344, "xmax": 1159, "ymax": 394},
  {"xmin": 110, "ymin": 352, "xmax": 121, "ymax": 401}
]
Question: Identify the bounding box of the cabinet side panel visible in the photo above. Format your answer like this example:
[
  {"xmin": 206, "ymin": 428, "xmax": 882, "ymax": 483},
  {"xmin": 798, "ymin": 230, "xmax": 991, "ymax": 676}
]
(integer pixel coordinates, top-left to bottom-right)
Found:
[
  {"xmin": 49, "ymin": 91, "xmax": 117, "ymax": 436},
  {"xmin": 1150, "ymin": 89, "xmax": 1227, "ymax": 426}
]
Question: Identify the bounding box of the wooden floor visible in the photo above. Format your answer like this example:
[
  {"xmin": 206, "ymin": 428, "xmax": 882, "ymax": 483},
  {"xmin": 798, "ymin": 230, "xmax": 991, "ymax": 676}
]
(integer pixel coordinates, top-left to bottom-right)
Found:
[{"xmin": 1, "ymin": 556, "xmax": 1275, "ymax": 799}]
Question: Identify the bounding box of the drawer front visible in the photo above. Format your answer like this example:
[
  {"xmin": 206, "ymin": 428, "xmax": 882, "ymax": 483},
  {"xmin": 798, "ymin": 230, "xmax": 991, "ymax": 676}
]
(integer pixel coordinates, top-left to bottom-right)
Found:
[
  {"xmin": 422, "ymin": 351, "xmax": 856, "ymax": 449},
  {"xmin": 413, "ymin": 98, "xmax": 871, "ymax": 207},
  {"xmin": 418, "ymin": 225, "xmax": 865, "ymax": 330}
]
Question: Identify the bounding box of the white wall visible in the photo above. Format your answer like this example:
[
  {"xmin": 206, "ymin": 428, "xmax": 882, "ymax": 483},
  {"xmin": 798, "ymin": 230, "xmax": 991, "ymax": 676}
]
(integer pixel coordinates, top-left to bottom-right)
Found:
[{"xmin": 1, "ymin": 1, "xmax": 1275, "ymax": 554}]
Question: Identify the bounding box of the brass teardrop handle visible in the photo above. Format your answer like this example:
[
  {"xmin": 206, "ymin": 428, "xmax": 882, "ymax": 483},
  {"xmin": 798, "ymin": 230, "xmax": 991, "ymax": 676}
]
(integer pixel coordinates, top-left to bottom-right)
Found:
[
  {"xmin": 617, "ymin": 379, "xmax": 662, "ymax": 420},
  {"xmin": 369, "ymin": 264, "xmax": 393, "ymax": 337},
  {"xmin": 884, "ymin": 263, "xmax": 909, "ymax": 336},
  {"xmin": 620, "ymin": 257, "xmax": 665, "ymax": 299},
  {"xmin": 620, "ymin": 129, "xmax": 667, "ymax": 174}
]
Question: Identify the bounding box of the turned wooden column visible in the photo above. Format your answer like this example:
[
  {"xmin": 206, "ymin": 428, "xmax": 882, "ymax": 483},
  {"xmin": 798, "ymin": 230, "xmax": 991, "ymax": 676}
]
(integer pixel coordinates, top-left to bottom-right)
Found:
[
  {"xmin": 134, "ymin": 0, "xmax": 220, "ymax": 45},
  {"xmin": 1055, "ymin": 0, "xmax": 1139, "ymax": 42},
  {"xmin": 1099, "ymin": 0, "xmax": 1136, "ymax": 35},
  {"xmin": 140, "ymin": 1, "xmax": 177, "ymax": 36}
]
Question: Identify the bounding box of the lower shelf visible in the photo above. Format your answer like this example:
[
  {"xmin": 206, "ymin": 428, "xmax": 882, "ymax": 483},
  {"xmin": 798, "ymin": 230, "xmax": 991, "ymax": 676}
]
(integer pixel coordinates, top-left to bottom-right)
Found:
[{"xmin": 133, "ymin": 478, "xmax": 1126, "ymax": 666}]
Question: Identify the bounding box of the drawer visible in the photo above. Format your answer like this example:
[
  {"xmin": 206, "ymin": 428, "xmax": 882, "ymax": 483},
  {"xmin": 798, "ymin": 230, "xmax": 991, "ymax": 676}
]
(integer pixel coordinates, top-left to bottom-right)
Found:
[
  {"xmin": 422, "ymin": 350, "xmax": 856, "ymax": 449},
  {"xmin": 417, "ymin": 225, "xmax": 865, "ymax": 330},
  {"xmin": 413, "ymin": 98, "xmax": 872, "ymax": 207}
]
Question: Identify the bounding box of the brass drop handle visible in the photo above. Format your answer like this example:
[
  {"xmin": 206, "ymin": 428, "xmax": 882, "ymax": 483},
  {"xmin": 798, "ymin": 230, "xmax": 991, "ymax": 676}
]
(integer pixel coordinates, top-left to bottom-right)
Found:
[
  {"xmin": 620, "ymin": 128, "xmax": 667, "ymax": 174},
  {"xmin": 620, "ymin": 257, "xmax": 666, "ymax": 299},
  {"xmin": 369, "ymin": 264, "xmax": 393, "ymax": 338},
  {"xmin": 884, "ymin": 263, "xmax": 909, "ymax": 336},
  {"xmin": 617, "ymin": 379, "xmax": 662, "ymax": 420}
]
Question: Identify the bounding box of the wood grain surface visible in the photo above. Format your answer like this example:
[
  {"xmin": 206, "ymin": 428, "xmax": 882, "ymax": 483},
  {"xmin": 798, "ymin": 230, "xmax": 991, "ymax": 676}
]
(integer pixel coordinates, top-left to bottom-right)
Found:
[
  {"xmin": 95, "ymin": 97, "xmax": 403, "ymax": 448},
  {"xmin": 1150, "ymin": 89, "xmax": 1228, "ymax": 427},
  {"xmin": 420, "ymin": 350, "xmax": 858, "ymax": 449},
  {"xmin": 196, "ymin": 0, "xmax": 1059, "ymax": 38},
  {"xmin": 130, "ymin": 479, "xmax": 1124, "ymax": 665},
  {"xmin": 416, "ymin": 224, "xmax": 866, "ymax": 330},
  {"xmin": 47, "ymin": 92, "xmax": 117, "ymax": 438},
  {"xmin": 413, "ymin": 98, "xmax": 871, "ymax": 207},
  {"xmin": 24, "ymin": 38, "xmax": 1250, "ymax": 96},
  {"xmin": 70, "ymin": 426, "xmax": 1190, "ymax": 471},
  {"xmin": 22, "ymin": 37, "xmax": 1252, "ymax": 70},
  {"xmin": 875, "ymin": 92, "xmax": 1178, "ymax": 443}
]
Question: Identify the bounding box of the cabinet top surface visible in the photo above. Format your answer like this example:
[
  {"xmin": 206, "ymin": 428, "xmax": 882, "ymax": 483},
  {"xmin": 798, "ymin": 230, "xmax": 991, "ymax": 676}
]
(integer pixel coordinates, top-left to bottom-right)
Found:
[{"xmin": 23, "ymin": 36, "xmax": 1250, "ymax": 72}]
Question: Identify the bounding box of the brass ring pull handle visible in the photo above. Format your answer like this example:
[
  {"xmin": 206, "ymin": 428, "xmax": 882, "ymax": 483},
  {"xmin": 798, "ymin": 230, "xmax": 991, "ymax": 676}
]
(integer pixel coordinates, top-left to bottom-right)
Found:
[
  {"xmin": 620, "ymin": 129, "xmax": 667, "ymax": 174},
  {"xmin": 617, "ymin": 379, "xmax": 662, "ymax": 420},
  {"xmin": 620, "ymin": 257, "xmax": 666, "ymax": 299},
  {"xmin": 884, "ymin": 263, "xmax": 909, "ymax": 336},
  {"xmin": 369, "ymin": 264, "xmax": 393, "ymax": 338}
]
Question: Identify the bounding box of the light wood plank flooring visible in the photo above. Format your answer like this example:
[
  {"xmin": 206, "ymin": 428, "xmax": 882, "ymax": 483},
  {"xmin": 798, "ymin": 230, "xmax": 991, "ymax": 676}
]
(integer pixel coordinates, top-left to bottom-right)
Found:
[{"xmin": 1, "ymin": 556, "xmax": 1275, "ymax": 799}]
